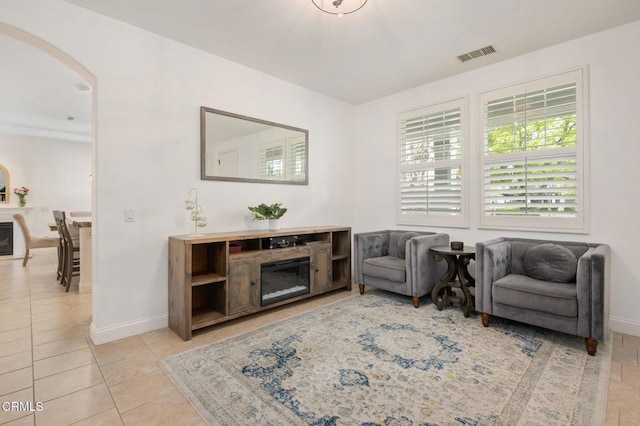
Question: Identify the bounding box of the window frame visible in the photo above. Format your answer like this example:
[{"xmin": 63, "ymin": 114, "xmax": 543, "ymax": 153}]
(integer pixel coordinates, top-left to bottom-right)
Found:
[
  {"xmin": 478, "ymin": 67, "xmax": 590, "ymax": 233},
  {"xmin": 397, "ymin": 96, "xmax": 469, "ymax": 228}
]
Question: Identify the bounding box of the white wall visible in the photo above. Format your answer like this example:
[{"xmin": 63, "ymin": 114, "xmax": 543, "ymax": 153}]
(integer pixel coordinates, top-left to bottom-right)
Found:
[
  {"xmin": 2, "ymin": 0, "xmax": 355, "ymax": 343},
  {"xmin": 0, "ymin": 134, "xmax": 91, "ymax": 238},
  {"xmin": 354, "ymin": 20, "xmax": 640, "ymax": 336}
]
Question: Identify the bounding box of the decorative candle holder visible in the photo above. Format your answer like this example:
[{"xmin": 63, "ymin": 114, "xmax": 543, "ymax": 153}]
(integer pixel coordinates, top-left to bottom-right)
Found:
[{"xmin": 185, "ymin": 188, "xmax": 207, "ymax": 235}]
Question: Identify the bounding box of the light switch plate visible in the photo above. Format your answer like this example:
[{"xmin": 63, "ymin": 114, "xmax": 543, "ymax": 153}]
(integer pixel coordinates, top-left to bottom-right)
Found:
[{"xmin": 124, "ymin": 209, "xmax": 135, "ymax": 222}]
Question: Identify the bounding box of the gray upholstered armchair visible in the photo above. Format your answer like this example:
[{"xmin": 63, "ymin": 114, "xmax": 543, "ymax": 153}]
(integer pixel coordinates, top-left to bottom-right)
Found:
[
  {"xmin": 354, "ymin": 230, "xmax": 449, "ymax": 308},
  {"xmin": 475, "ymin": 237, "xmax": 610, "ymax": 355}
]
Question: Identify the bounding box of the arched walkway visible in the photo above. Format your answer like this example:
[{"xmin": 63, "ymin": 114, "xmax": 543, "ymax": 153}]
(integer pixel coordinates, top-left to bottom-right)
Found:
[{"xmin": 0, "ymin": 22, "xmax": 97, "ymax": 333}]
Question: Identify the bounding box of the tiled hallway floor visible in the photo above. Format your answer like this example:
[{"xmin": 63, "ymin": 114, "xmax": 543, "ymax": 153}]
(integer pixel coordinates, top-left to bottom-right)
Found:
[{"xmin": 0, "ymin": 250, "xmax": 638, "ymax": 425}]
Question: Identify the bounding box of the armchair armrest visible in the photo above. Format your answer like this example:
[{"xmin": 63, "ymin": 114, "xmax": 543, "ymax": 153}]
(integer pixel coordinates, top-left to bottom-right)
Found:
[
  {"xmin": 475, "ymin": 238, "xmax": 511, "ymax": 314},
  {"xmin": 354, "ymin": 231, "xmax": 390, "ymax": 284},
  {"xmin": 576, "ymin": 244, "xmax": 610, "ymax": 340},
  {"xmin": 406, "ymin": 233, "xmax": 449, "ymax": 296}
]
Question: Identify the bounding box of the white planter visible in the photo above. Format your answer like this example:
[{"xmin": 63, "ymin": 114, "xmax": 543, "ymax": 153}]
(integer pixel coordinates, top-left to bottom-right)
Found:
[{"xmin": 268, "ymin": 219, "xmax": 280, "ymax": 231}]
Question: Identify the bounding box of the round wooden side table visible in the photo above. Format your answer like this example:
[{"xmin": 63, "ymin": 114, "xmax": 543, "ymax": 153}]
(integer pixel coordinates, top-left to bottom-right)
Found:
[{"xmin": 430, "ymin": 245, "xmax": 476, "ymax": 317}]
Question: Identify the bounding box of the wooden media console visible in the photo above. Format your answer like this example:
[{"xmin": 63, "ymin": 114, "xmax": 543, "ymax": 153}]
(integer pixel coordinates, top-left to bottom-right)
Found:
[{"xmin": 168, "ymin": 226, "xmax": 351, "ymax": 340}]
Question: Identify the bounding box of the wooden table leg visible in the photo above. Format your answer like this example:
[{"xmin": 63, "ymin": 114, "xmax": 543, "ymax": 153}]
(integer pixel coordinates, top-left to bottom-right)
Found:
[{"xmin": 431, "ymin": 253, "xmax": 456, "ymax": 310}]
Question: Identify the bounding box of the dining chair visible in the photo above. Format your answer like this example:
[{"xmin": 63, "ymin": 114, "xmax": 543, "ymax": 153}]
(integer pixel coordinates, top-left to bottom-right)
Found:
[
  {"xmin": 52, "ymin": 220, "xmax": 64, "ymax": 281},
  {"xmin": 50, "ymin": 212, "xmax": 72, "ymax": 282},
  {"xmin": 13, "ymin": 213, "xmax": 58, "ymax": 266},
  {"xmin": 52, "ymin": 211, "xmax": 66, "ymax": 283},
  {"xmin": 52, "ymin": 210, "xmax": 80, "ymax": 291}
]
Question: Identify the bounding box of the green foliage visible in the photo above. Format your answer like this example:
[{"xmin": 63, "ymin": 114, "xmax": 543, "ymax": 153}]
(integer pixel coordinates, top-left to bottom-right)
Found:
[
  {"xmin": 248, "ymin": 203, "xmax": 287, "ymax": 220},
  {"xmin": 487, "ymin": 115, "xmax": 577, "ymax": 155}
]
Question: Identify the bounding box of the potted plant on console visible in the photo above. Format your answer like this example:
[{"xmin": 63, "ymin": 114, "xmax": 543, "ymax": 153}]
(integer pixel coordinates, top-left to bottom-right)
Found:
[{"xmin": 248, "ymin": 203, "xmax": 287, "ymax": 231}]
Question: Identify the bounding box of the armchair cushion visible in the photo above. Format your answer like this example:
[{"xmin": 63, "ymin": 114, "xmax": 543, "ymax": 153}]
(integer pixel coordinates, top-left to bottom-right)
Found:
[
  {"xmin": 366, "ymin": 234, "xmax": 386, "ymax": 258},
  {"xmin": 523, "ymin": 243, "xmax": 578, "ymax": 283},
  {"xmin": 362, "ymin": 256, "xmax": 406, "ymax": 283},
  {"xmin": 388, "ymin": 232, "xmax": 403, "ymax": 258},
  {"xmin": 494, "ymin": 274, "xmax": 578, "ymax": 317}
]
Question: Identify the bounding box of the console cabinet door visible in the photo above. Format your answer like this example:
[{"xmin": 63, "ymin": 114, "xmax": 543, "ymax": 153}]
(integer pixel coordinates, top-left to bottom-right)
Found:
[
  {"xmin": 311, "ymin": 243, "xmax": 332, "ymax": 293},
  {"xmin": 228, "ymin": 257, "xmax": 259, "ymax": 315}
]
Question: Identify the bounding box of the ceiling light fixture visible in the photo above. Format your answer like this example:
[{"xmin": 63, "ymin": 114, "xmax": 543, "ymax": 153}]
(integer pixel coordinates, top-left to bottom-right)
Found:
[{"xmin": 311, "ymin": 0, "xmax": 368, "ymax": 17}]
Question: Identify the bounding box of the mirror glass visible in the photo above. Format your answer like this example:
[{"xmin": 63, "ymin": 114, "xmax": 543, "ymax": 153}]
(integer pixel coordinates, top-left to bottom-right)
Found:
[
  {"xmin": 201, "ymin": 107, "xmax": 308, "ymax": 184},
  {"xmin": 0, "ymin": 164, "xmax": 8, "ymax": 204}
]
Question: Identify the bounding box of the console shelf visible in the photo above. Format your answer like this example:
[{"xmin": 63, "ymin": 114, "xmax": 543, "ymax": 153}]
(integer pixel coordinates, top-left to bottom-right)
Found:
[
  {"xmin": 169, "ymin": 226, "xmax": 351, "ymax": 340},
  {"xmin": 191, "ymin": 273, "xmax": 226, "ymax": 286},
  {"xmin": 191, "ymin": 309, "xmax": 227, "ymax": 330}
]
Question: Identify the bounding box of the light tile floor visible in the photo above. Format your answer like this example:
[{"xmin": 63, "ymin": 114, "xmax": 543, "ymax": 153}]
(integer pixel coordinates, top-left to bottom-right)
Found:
[{"xmin": 0, "ymin": 250, "xmax": 638, "ymax": 425}]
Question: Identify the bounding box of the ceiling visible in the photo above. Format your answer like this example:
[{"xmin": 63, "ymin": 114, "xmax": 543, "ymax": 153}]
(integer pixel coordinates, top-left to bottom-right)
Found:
[
  {"xmin": 65, "ymin": 0, "xmax": 640, "ymax": 104},
  {"xmin": 2, "ymin": 0, "xmax": 640, "ymax": 143},
  {"xmin": 0, "ymin": 34, "xmax": 92, "ymax": 142}
]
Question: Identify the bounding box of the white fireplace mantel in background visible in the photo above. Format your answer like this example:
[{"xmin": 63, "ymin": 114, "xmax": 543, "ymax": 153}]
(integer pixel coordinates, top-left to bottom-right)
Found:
[
  {"xmin": 0, "ymin": 206, "xmax": 33, "ymax": 220},
  {"xmin": 0, "ymin": 207, "xmax": 34, "ymax": 256}
]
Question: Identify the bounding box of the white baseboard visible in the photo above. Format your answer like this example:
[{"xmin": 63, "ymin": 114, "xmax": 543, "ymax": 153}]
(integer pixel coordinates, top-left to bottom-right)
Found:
[
  {"xmin": 609, "ymin": 316, "xmax": 640, "ymax": 337},
  {"xmin": 89, "ymin": 314, "xmax": 168, "ymax": 345}
]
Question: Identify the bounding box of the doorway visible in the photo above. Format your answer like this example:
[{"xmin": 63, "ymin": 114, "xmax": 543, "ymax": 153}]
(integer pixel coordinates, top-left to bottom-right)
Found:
[{"xmin": 0, "ymin": 22, "xmax": 97, "ymax": 329}]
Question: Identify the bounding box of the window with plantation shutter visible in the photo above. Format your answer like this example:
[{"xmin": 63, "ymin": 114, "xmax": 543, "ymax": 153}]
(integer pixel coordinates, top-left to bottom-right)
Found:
[
  {"xmin": 287, "ymin": 136, "xmax": 307, "ymax": 182},
  {"xmin": 398, "ymin": 97, "xmax": 468, "ymax": 227},
  {"xmin": 480, "ymin": 68, "xmax": 588, "ymax": 232},
  {"xmin": 259, "ymin": 144, "xmax": 284, "ymax": 179},
  {"xmin": 259, "ymin": 136, "xmax": 307, "ymax": 181}
]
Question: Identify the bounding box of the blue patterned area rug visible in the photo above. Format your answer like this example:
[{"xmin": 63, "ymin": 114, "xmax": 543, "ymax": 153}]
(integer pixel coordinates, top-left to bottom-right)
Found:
[{"xmin": 160, "ymin": 293, "xmax": 610, "ymax": 425}]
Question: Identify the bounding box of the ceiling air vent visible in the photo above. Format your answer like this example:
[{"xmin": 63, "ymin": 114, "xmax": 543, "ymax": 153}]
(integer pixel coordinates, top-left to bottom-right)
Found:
[{"xmin": 457, "ymin": 45, "xmax": 496, "ymax": 63}]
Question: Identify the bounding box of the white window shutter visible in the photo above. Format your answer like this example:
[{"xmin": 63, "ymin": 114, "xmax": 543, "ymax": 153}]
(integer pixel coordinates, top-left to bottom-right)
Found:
[
  {"xmin": 398, "ymin": 98, "xmax": 468, "ymax": 227},
  {"xmin": 479, "ymin": 68, "xmax": 588, "ymax": 232},
  {"xmin": 259, "ymin": 144, "xmax": 284, "ymax": 179},
  {"xmin": 287, "ymin": 136, "xmax": 306, "ymax": 182}
]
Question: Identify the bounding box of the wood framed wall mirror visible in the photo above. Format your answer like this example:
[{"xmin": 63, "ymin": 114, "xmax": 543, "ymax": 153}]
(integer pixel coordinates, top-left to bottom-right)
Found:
[{"xmin": 200, "ymin": 107, "xmax": 308, "ymax": 185}]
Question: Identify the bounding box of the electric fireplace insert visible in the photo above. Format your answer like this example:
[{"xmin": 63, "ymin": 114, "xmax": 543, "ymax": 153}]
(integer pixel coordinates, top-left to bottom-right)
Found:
[
  {"xmin": 261, "ymin": 257, "xmax": 310, "ymax": 306},
  {"xmin": 0, "ymin": 222, "xmax": 13, "ymax": 256}
]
